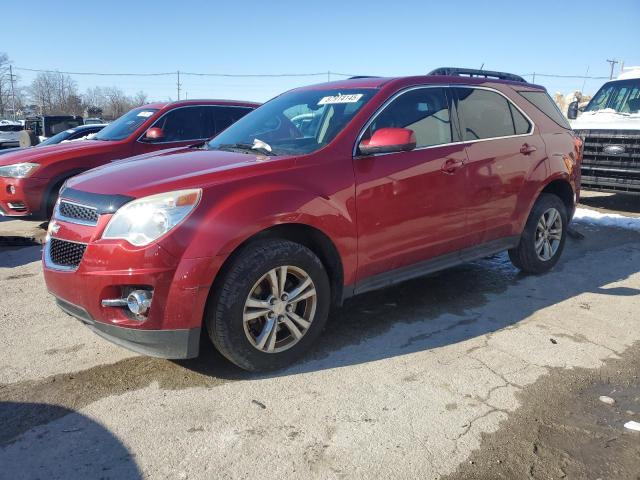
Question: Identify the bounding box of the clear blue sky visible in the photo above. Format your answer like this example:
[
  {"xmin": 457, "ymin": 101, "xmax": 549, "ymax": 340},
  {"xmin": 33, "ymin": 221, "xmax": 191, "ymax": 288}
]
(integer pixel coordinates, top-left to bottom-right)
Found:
[{"xmin": 3, "ymin": 0, "xmax": 639, "ymax": 103}]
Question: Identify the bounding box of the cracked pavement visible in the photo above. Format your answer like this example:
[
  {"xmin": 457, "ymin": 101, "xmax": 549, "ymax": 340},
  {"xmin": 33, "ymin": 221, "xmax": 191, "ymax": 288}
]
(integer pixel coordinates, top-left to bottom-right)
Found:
[{"xmin": 0, "ymin": 192, "xmax": 639, "ymax": 479}]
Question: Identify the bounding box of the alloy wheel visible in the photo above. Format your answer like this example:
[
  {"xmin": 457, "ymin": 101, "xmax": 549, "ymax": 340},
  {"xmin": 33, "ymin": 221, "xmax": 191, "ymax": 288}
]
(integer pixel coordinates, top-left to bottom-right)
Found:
[
  {"xmin": 242, "ymin": 265, "xmax": 317, "ymax": 353},
  {"xmin": 535, "ymin": 207, "xmax": 562, "ymax": 261}
]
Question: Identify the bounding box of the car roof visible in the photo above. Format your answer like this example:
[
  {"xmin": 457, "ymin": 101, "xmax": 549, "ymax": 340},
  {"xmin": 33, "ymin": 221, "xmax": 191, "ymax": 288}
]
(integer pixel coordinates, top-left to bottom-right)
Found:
[
  {"xmin": 141, "ymin": 99, "xmax": 261, "ymax": 110},
  {"xmin": 295, "ymin": 75, "xmax": 546, "ymax": 92},
  {"xmin": 73, "ymin": 124, "xmax": 107, "ymax": 130}
]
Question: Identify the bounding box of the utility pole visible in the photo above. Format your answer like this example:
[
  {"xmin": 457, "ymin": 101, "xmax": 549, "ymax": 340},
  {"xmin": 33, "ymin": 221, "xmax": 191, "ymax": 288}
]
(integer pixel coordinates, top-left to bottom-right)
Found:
[
  {"xmin": 606, "ymin": 59, "xmax": 619, "ymax": 80},
  {"xmin": 8, "ymin": 65, "xmax": 17, "ymax": 120},
  {"xmin": 176, "ymin": 70, "xmax": 181, "ymax": 100}
]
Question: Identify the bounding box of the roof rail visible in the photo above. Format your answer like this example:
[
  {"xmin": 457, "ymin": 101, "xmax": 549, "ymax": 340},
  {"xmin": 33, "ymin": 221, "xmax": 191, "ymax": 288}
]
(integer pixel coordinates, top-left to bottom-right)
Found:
[
  {"xmin": 428, "ymin": 67, "xmax": 527, "ymax": 83},
  {"xmin": 347, "ymin": 75, "xmax": 380, "ymax": 80}
]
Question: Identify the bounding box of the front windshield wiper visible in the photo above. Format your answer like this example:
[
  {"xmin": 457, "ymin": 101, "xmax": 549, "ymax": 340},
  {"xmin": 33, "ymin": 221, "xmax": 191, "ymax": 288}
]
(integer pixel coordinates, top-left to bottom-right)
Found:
[{"xmin": 212, "ymin": 142, "xmax": 276, "ymax": 156}]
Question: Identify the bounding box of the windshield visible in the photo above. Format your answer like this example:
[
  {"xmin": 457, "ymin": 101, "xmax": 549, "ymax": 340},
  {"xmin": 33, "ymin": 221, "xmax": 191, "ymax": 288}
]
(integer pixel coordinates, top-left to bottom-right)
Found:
[
  {"xmin": 39, "ymin": 129, "xmax": 75, "ymax": 146},
  {"xmin": 93, "ymin": 108, "xmax": 158, "ymax": 141},
  {"xmin": 585, "ymin": 79, "xmax": 640, "ymax": 113},
  {"xmin": 207, "ymin": 89, "xmax": 375, "ymax": 155}
]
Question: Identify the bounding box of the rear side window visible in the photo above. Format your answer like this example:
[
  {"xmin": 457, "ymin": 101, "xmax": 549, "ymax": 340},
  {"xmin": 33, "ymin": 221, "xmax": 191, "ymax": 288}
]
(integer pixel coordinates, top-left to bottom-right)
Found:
[
  {"xmin": 209, "ymin": 106, "xmax": 253, "ymax": 136},
  {"xmin": 519, "ymin": 90, "xmax": 571, "ymax": 129},
  {"xmin": 454, "ymin": 88, "xmax": 525, "ymax": 140},
  {"xmin": 362, "ymin": 87, "xmax": 454, "ymax": 148}
]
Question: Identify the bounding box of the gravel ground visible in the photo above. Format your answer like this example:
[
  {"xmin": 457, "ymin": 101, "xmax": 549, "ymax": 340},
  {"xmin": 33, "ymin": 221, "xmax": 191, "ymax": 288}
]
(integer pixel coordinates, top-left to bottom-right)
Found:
[{"xmin": 0, "ymin": 192, "xmax": 639, "ymax": 479}]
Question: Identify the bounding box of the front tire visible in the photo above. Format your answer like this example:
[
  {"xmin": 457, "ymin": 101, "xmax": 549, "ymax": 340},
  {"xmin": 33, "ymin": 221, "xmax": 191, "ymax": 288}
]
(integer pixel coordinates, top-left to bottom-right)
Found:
[
  {"xmin": 206, "ymin": 239, "xmax": 331, "ymax": 371},
  {"xmin": 508, "ymin": 193, "xmax": 568, "ymax": 274}
]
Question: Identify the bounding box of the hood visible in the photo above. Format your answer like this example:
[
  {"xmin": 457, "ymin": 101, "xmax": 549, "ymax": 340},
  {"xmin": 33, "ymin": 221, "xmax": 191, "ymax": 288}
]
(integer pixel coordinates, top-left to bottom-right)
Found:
[
  {"xmin": 66, "ymin": 147, "xmax": 286, "ymax": 198},
  {"xmin": 0, "ymin": 139, "xmax": 112, "ymax": 168},
  {"xmin": 571, "ymin": 109, "xmax": 640, "ymax": 131}
]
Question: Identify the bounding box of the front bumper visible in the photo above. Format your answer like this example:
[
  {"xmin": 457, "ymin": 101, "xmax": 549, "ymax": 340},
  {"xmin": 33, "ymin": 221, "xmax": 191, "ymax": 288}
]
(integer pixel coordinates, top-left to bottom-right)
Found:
[
  {"xmin": 43, "ymin": 222, "xmax": 223, "ymax": 359},
  {"xmin": 55, "ymin": 296, "xmax": 201, "ymax": 358},
  {"xmin": 0, "ymin": 176, "xmax": 48, "ymax": 216}
]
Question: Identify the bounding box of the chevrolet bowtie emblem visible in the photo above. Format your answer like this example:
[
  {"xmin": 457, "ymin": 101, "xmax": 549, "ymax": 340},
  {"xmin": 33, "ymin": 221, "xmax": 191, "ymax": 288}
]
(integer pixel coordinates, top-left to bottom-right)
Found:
[{"xmin": 49, "ymin": 221, "xmax": 60, "ymax": 235}]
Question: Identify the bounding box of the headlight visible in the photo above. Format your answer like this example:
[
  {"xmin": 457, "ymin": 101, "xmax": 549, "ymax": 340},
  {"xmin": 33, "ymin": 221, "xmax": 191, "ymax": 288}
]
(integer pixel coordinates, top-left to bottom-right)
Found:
[
  {"xmin": 0, "ymin": 162, "xmax": 40, "ymax": 178},
  {"xmin": 102, "ymin": 189, "xmax": 201, "ymax": 246}
]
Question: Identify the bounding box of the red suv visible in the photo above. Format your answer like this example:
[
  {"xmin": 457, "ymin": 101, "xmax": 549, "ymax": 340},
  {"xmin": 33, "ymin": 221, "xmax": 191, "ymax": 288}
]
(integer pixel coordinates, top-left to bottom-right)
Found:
[
  {"xmin": 43, "ymin": 70, "xmax": 582, "ymax": 371},
  {"xmin": 0, "ymin": 100, "xmax": 258, "ymax": 217}
]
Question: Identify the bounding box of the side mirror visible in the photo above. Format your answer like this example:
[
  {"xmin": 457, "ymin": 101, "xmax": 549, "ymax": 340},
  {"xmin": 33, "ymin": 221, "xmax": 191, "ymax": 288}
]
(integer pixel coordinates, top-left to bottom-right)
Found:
[
  {"xmin": 359, "ymin": 128, "xmax": 416, "ymax": 156},
  {"xmin": 567, "ymin": 101, "xmax": 579, "ymax": 120},
  {"xmin": 144, "ymin": 127, "xmax": 165, "ymax": 141}
]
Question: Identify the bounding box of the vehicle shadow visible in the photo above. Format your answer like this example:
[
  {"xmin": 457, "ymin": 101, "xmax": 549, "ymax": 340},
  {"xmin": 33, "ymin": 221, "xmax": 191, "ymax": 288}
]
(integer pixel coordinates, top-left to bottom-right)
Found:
[
  {"xmin": 580, "ymin": 192, "xmax": 640, "ymax": 215},
  {"xmin": 0, "ymin": 245, "xmax": 42, "ymax": 268},
  {"xmin": 0, "ymin": 402, "xmax": 142, "ymax": 479},
  {"xmin": 178, "ymin": 222, "xmax": 640, "ymax": 380}
]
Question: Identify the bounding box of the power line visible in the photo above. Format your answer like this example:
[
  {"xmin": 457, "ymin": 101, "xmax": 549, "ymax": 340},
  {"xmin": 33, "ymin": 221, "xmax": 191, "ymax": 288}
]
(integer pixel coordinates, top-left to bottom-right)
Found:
[
  {"xmin": 13, "ymin": 66, "xmax": 612, "ymax": 81},
  {"xmin": 521, "ymin": 73, "xmax": 609, "ymax": 80},
  {"xmin": 13, "ymin": 66, "xmax": 354, "ymax": 78},
  {"xmin": 14, "ymin": 67, "xmax": 175, "ymax": 76}
]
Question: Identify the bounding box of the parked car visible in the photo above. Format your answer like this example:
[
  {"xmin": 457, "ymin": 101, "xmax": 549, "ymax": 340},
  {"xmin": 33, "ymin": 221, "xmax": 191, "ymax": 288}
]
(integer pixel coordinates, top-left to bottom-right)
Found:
[
  {"xmin": 21, "ymin": 115, "xmax": 85, "ymax": 146},
  {"xmin": 0, "ymin": 124, "xmax": 108, "ymax": 157},
  {"xmin": 0, "ymin": 100, "xmax": 258, "ymax": 217},
  {"xmin": 0, "ymin": 121, "xmax": 23, "ymax": 148},
  {"xmin": 43, "ymin": 69, "xmax": 582, "ymax": 371},
  {"xmin": 569, "ymin": 66, "xmax": 640, "ymax": 194}
]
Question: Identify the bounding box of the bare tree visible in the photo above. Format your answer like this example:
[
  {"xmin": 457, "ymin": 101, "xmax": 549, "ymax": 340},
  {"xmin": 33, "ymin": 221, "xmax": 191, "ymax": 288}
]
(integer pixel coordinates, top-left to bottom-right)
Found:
[
  {"xmin": 0, "ymin": 52, "xmax": 16, "ymax": 118},
  {"xmin": 29, "ymin": 71, "xmax": 80, "ymax": 115},
  {"xmin": 133, "ymin": 91, "xmax": 148, "ymax": 106}
]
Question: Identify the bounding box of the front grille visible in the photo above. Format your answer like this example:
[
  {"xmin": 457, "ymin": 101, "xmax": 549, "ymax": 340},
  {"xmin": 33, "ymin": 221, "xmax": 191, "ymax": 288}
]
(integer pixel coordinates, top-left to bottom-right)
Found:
[
  {"xmin": 49, "ymin": 238, "xmax": 87, "ymax": 268},
  {"xmin": 576, "ymin": 129, "xmax": 640, "ymax": 193},
  {"xmin": 58, "ymin": 201, "xmax": 99, "ymax": 224}
]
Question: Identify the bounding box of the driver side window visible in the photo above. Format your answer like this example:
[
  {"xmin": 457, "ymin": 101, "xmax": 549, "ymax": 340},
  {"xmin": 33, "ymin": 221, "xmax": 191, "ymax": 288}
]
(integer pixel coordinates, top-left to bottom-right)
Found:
[
  {"xmin": 150, "ymin": 107, "xmax": 211, "ymax": 142},
  {"xmin": 362, "ymin": 87, "xmax": 453, "ymax": 148}
]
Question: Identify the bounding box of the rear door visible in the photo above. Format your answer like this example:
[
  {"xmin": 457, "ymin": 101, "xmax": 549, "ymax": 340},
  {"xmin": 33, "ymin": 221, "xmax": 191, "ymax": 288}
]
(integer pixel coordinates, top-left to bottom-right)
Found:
[
  {"xmin": 453, "ymin": 86, "xmax": 544, "ymax": 244},
  {"xmin": 354, "ymin": 86, "xmax": 470, "ymax": 282}
]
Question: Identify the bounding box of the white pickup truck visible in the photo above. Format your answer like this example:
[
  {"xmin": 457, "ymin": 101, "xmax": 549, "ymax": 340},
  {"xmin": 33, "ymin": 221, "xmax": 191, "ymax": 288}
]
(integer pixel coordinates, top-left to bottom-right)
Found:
[{"xmin": 570, "ymin": 67, "xmax": 640, "ymax": 194}]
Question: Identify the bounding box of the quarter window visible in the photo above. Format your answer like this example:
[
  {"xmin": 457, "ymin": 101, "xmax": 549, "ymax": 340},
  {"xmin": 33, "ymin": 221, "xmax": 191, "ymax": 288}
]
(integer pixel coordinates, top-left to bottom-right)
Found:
[
  {"xmin": 455, "ymin": 88, "xmax": 523, "ymax": 140},
  {"xmin": 361, "ymin": 87, "xmax": 453, "ymax": 149},
  {"xmin": 510, "ymin": 103, "xmax": 531, "ymax": 135}
]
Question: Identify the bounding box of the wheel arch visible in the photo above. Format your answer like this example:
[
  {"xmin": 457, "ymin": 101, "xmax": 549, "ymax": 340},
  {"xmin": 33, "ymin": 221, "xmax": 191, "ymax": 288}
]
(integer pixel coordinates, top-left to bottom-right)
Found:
[
  {"xmin": 209, "ymin": 223, "xmax": 346, "ymax": 308},
  {"xmin": 38, "ymin": 168, "xmax": 85, "ymax": 218},
  {"xmin": 540, "ymin": 178, "xmax": 575, "ymax": 220}
]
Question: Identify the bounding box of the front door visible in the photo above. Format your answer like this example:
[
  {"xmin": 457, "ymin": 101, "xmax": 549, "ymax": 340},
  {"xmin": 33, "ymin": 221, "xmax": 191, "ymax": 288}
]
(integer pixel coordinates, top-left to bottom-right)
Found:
[
  {"xmin": 353, "ymin": 86, "xmax": 470, "ymax": 283},
  {"xmin": 134, "ymin": 105, "xmax": 230, "ymax": 155}
]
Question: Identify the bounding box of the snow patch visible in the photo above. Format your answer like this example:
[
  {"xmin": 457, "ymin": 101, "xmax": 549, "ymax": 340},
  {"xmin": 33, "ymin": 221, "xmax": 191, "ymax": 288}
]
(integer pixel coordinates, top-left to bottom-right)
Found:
[{"xmin": 573, "ymin": 207, "xmax": 640, "ymax": 232}]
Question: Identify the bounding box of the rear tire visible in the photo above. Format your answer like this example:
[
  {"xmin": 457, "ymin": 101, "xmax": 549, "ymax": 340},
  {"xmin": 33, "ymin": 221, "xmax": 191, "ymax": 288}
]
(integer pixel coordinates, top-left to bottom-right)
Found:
[
  {"xmin": 508, "ymin": 193, "xmax": 568, "ymax": 274},
  {"xmin": 205, "ymin": 239, "xmax": 331, "ymax": 371}
]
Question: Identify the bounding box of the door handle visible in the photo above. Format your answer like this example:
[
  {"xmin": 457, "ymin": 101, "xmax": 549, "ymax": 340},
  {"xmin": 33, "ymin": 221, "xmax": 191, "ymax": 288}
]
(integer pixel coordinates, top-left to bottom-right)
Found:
[
  {"xmin": 520, "ymin": 143, "xmax": 537, "ymax": 155},
  {"xmin": 441, "ymin": 158, "xmax": 464, "ymax": 174}
]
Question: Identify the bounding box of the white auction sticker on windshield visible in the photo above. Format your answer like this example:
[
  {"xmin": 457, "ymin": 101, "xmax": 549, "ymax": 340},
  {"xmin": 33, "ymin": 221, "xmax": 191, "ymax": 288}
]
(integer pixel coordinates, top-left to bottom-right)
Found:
[
  {"xmin": 318, "ymin": 94, "xmax": 363, "ymax": 105},
  {"xmin": 137, "ymin": 111, "xmax": 154, "ymax": 118}
]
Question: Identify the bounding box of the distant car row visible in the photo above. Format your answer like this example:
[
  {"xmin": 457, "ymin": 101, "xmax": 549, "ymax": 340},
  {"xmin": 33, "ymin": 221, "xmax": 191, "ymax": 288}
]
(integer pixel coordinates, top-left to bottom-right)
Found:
[
  {"xmin": 0, "ymin": 115, "xmax": 109, "ymax": 149},
  {"xmin": 0, "ymin": 124, "xmax": 108, "ymax": 157}
]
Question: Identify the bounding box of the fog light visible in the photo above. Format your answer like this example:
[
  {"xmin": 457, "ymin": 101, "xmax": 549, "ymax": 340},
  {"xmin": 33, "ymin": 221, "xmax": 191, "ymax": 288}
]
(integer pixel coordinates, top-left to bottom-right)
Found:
[
  {"xmin": 127, "ymin": 290, "xmax": 152, "ymax": 316},
  {"xmin": 7, "ymin": 185, "xmax": 15, "ymax": 195}
]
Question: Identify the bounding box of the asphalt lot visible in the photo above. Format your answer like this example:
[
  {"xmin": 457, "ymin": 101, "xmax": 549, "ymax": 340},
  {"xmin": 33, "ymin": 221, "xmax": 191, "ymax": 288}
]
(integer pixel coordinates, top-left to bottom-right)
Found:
[{"xmin": 1, "ymin": 191, "xmax": 639, "ymax": 479}]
